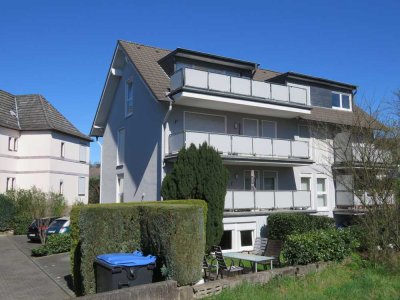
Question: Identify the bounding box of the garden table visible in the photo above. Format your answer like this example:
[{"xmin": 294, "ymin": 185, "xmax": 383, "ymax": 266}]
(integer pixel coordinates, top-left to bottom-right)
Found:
[{"xmin": 223, "ymin": 252, "xmax": 274, "ymax": 272}]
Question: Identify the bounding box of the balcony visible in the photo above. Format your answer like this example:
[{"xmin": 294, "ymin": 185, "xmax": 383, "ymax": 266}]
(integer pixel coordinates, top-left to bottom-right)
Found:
[
  {"xmin": 225, "ymin": 190, "xmax": 311, "ymax": 211},
  {"xmin": 167, "ymin": 131, "xmax": 312, "ymax": 166},
  {"xmin": 336, "ymin": 191, "xmax": 393, "ymax": 208},
  {"xmin": 169, "ymin": 68, "xmax": 312, "ymax": 118}
]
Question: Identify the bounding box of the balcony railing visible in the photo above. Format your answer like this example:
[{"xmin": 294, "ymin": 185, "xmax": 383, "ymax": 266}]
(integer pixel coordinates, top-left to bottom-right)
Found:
[
  {"xmin": 170, "ymin": 68, "xmax": 308, "ymax": 106},
  {"xmin": 169, "ymin": 131, "xmax": 310, "ymax": 159},
  {"xmin": 336, "ymin": 191, "xmax": 393, "ymax": 208},
  {"xmin": 225, "ymin": 190, "xmax": 311, "ymax": 211}
]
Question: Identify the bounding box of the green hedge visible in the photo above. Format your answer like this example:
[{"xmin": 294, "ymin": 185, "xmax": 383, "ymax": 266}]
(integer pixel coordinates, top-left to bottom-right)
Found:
[
  {"xmin": 71, "ymin": 200, "xmax": 207, "ymax": 296},
  {"xmin": 267, "ymin": 213, "xmax": 335, "ymax": 241},
  {"xmin": 282, "ymin": 228, "xmax": 359, "ymax": 265},
  {"xmin": 0, "ymin": 194, "xmax": 15, "ymax": 231},
  {"xmin": 31, "ymin": 233, "xmax": 71, "ymax": 257}
]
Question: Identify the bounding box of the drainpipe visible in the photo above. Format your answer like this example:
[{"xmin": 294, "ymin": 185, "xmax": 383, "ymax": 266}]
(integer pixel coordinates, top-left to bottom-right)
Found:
[
  {"xmin": 95, "ymin": 136, "xmax": 103, "ymax": 203},
  {"xmin": 161, "ymin": 94, "xmax": 174, "ymax": 200}
]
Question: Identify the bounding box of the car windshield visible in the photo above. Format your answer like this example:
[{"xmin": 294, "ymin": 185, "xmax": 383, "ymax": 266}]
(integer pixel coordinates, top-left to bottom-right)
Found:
[{"xmin": 48, "ymin": 220, "xmax": 67, "ymax": 231}]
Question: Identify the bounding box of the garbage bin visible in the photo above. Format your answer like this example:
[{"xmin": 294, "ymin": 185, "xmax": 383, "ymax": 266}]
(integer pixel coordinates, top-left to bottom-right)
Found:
[{"xmin": 94, "ymin": 250, "xmax": 156, "ymax": 293}]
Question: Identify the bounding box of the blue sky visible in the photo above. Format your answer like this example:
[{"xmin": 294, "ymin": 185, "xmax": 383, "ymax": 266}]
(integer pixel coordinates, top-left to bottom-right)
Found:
[{"xmin": 1, "ymin": 0, "xmax": 399, "ymax": 162}]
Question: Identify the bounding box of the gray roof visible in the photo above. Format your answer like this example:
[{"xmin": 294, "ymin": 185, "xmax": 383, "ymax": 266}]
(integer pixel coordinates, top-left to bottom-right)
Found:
[
  {"xmin": 0, "ymin": 90, "xmax": 91, "ymax": 141},
  {"xmin": 117, "ymin": 40, "xmax": 365, "ymax": 127}
]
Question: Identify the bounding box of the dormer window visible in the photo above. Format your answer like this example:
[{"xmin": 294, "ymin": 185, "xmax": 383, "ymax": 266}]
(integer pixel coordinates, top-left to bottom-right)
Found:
[{"xmin": 332, "ymin": 92, "xmax": 351, "ymax": 110}]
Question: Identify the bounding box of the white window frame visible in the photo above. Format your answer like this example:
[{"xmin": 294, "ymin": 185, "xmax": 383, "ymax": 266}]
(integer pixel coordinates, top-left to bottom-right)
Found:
[
  {"xmin": 332, "ymin": 92, "xmax": 352, "ymax": 111},
  {"xmin": 116, "ymin": 174, "xmax": 124, "ymax": 203},
  {"xmin": 61, "ymin": 142, "xmax": 65, "ymax": 158},
  {"xmin": 262, "ymin": 171, "xmax": 278, "ymax": 191},
  {"xmin": 316, "ymin": 176, "xmax": 329, "ymax": 209},
  {"xmin": 117, "ymin": 128, "xmax": 126, "ymax": 166},
  {"xmin": 59, "ymin": 180, "xmax": 64, "ymax": 195},
  {"xmin": 261, "ymin": 120, "xmax": 277, "ymax": 138},
  {"xmin": 6, "ymin": 177, "xmax": 15, "ymax": 191},
  {"xmin": 125, "ymin": 79, "xmax": 134, "ymax": 118},
  {"xmin": 78, "ymin": 177, "xmax": 86, "ymax": 196},
  {"xmin": 242, "ymin": 118, "xmax": 259, "ymax": 137},
  {"xmin": 183, "ymin": 111, "xmax": 227, "ymax": 134},
  {"xmin": 237, "ymin": 223, "xmax": 256, "ymax": 252},
  {"xmin": 8, "ymin": 137, "xmax": 17, "ymax": 151},
  {"xmin": 79, "ymin": 144, "xmax": 87, "ymax": 163}
]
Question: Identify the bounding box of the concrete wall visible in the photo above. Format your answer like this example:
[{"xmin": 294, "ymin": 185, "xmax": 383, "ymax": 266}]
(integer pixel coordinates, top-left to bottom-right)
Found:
[
  {"xmin": 100, "ymin": 53, "xmax": 167, "ymax": 203},
  {"xmin": 0, "ymin": 127, "xmax": 90, "ymax": 205}
]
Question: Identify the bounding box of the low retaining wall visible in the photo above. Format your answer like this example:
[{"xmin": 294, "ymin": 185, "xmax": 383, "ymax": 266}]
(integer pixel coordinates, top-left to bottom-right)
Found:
[{"xmin": 79, "ymin": 262, "xmax": 329, "ymax": 300}]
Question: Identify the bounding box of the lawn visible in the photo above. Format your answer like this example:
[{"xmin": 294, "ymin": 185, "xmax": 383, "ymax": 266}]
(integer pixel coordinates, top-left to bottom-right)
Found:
[{"xmin": 208, "ymin": 254, "xmax": 400, "ymax": 300}]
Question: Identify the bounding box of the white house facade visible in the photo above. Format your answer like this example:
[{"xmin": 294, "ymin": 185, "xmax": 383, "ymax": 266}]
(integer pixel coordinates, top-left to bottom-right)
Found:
[
  {"xmin": 91, "ymin": 41, "xmax": 364, "ymax": 251},
  {"xmin": 0, "ymin": 91, "xmax": 91, "ymax": 205}
]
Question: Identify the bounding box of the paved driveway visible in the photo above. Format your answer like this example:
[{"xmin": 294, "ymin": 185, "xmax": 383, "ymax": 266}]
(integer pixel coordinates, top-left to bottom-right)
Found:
[{"xmin": 0, "ymin": 236, "xmax": 74, "ymax": 299}]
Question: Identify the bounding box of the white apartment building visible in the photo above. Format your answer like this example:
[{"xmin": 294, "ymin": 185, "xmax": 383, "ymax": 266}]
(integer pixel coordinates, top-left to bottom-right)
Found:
[
  {"xmin": 0, "ymin": 90, "xmax": 91, "ymax": 205},
  {"xmin": 91, "ymin": 41, "xmax": 369, "ymax": 251}
]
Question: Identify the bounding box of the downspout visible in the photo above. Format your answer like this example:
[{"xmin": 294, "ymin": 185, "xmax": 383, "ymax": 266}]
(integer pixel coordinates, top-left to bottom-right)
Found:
[
  {"xmin": 96, "ymin": 136, "xmax": 103, "ymax": 203},
  {"xmin": 161, "ymin": 94, "xmax": 174, "ymax": 200}
]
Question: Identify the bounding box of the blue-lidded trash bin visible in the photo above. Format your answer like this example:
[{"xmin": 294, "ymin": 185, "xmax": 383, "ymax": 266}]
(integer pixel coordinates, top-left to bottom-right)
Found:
[{"xmin": 94, "ymin": 250, "xmax": 156, "ymax": 293}]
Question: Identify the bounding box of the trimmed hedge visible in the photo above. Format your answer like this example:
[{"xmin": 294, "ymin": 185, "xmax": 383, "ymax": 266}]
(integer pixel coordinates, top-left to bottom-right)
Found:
[
  {"xmin": 267, "ymin": 213, "xmax": 335, "ymax": 241},
  {"xmin": 282, "ymin": 228, "xmax": 359, "ymax": 265},
  {"xmin": 32, "ymin": 233, "xmax": 71, "ymax": 257},
  {"xmin": 71, "ymin": 200, "xmax": 207, "ymax": 296},
  {"xmin": 0, "ymin": 194, "xmax": 15, "ymax": 231}
]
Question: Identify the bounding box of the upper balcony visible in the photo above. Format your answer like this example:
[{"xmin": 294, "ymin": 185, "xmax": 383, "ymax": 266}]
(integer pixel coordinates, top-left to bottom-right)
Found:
[
  {"xmin": 167, "ymin": 131, "xmax": 313, "ymax": 166},
  {"xmin": 169, "ymin": 68, "xmax": 312, "ymax": 118}
]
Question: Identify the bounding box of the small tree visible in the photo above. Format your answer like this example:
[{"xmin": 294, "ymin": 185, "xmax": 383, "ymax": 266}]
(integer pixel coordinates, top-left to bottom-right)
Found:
[
  {"xmin": 89, "ymin": 177, "xmax": 100, "ymax": 204},
  {"xmin": 162, "ymin": 143, "xmax": 229, "ymax": 251},
  {"xmin": 310, "ymin": 94, "xmax": 400, "ymax": 262}
]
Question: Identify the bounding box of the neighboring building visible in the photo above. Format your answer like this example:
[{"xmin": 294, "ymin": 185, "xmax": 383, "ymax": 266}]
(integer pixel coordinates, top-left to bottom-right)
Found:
[
  {"xmin": 91, "ymin": 40, "xmax": 367, "ymax": 251},
  {"xmin": 0, "ymin": 90, "xmax": 91, "ymax": 205}
]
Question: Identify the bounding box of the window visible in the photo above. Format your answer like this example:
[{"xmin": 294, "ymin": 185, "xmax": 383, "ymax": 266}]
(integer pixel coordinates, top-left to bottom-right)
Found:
[
  {"xmin": 59, "ymin": 180, "xmax": 64, "ymax": 195},
  {"xmin": 117, "ymin": 175, "xmax": 124, "ymax": 203},
  {"xmin": 332, "ymin": 92, "xmax": 351, "ymax": 110},
  {"xmin": 79, "ymin": 145, "xmax": 86, "ymax": 162},
  {"xmin": 263, "ymin": 171, "xmax": 277, "ymax": 190},
  {"xmin": 261, "ymin": 121, "xmax": 277, "ymax": 138},
  {"xmin": 242, "ymin": 119, "xmax": 258, "ymax": 137},
  {"xmin": 6, "ymin": 177, "xmax": 15, "ymax": 191},
  {"xmin": 317, "ymin": 178, "xmax": 328, "ymax": 207},
  {"xmin": 240, "ymin": 230, "xmax": 253, "ymax": 247},
  {"xmin": 125, "ymin": 80, "xmax": 134, "ymax": 117},
  {"xmin": 301, "ymin": 177, "xmax": 311, "ymax": 191},
  {"xmin": 117, "ymin": 128, "xmax": 125, "ymax": 166},
  {"xmin": 184, "ymin": 111, "xmax": 226, "ymax": 134},
  {"xmin": 61, "ymin": 142, "xmax": 65, "ymax": 158},
  {"xmin": 220, "ymin": 230, "xmax": 232, "ymax": 250},
  {"xmin": 299, "ymin": 125, "xmax": 310, "ymax": 139},
  {"xmin": 78, "ymin": 177, "xmax": 85, "ymax": 196},
  {"xmin": 8, "ymin": 137, "xmax": 18, "ymax": 151},
  {"xmin": 244, "ymin": 170, "xmax": 260, "ymax": 190}
]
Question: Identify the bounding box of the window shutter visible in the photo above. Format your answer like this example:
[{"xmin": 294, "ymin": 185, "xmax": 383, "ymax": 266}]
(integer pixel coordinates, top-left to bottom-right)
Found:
[{"xmin": 78, "ymin": 177, "xmax": 85, "ymax": 196}]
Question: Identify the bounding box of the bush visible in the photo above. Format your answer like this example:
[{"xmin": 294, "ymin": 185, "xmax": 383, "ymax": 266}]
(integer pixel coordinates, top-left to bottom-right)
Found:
[
  {"xmin": 267, "ymin": 213, "xmax": 335, "ymax": 241},
  {"xmin": 0, "ymin": 194, "xmax": 15, "ymax": 231},
  {"xmin": 71, "ymin": 200, "xmax": 206, "ymax": 296},
  {"xmin": 162, "ymin": 143, "xmax": 228, "ymax": 251},
  {"xmin": 32, "ymin": 233, "xmax": 71, "ymax": 257},
  {"xmin": 6, "ymin": 188, "xmax": 66, "ymax": 237},
  {"xmin": 282, "ymin": 228, "xmax": 359, "ymax": 265}
]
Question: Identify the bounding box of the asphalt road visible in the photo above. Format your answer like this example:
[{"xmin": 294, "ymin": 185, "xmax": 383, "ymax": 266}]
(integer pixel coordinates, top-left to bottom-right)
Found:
[{"xmin": 0, "ymin": 235, "xmax": 75, "ymax": 299}]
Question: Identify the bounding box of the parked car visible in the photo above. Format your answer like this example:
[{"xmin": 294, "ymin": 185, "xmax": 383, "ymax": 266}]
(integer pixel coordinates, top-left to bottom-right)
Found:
[
  {"xmin": 27, "ymin": 217, "xmax": 59, "ymax": 242},
  {"xmin": 46, "ymin": 217, "xmax": 70, "ymax": 236}
]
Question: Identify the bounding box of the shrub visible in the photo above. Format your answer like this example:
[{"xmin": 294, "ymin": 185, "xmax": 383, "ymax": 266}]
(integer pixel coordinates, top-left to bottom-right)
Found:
[
  {"xmin": 162, "ymin": 143, "xmax": 228, "ymax": 251},
  {"xmin": 88, "ymin": 177, "xmax": 100, "ymax": 204},
  {"xmin": 6, "ymin": 188, "xmax": 66, "ymax": 237},
  {"xmin": 282, "ymin": 228, "xmax": 359, "ymax": 265},
  {"xmin": 267, "ymin": 213, "xmax": 335, "ymax": 241},
  {"xmin": 0, "ymin": 194, "xmax": 15, "ymax": 231},
  {"xmin": 71, "ymin": 200, "xmax": 206, "ymax": 296},
  {"xmin": 31, "ymin": 233, "xmax": 71, "ymax": 257}
]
